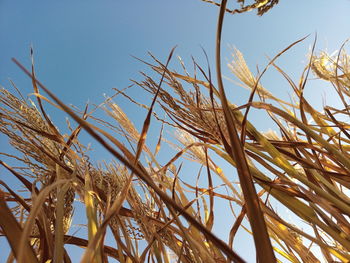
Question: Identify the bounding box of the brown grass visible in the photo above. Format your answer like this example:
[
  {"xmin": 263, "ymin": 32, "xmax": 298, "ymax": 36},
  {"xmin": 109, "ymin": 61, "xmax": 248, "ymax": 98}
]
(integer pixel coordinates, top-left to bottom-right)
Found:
[{"xmin": 1, "ymin": 1, "xmax": 350, "ymax": 262}]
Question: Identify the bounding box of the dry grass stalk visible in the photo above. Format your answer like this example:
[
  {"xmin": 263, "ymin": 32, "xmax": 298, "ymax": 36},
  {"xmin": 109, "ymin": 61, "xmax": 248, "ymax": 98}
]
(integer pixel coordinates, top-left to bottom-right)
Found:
[
  {"xmin": 3, "ymin": 41, "xmax": 350, "ymax": 262},
  {"xmin": 1, "ymin": 2, "xmax": 350, "ymax": 263},
  {"xmin": 116, "ymin": 38, "xmax": 350, "ymax": 261},
  {"xmin": 200, "ymin": 0, "xmax": 280, "ymax": 16}
]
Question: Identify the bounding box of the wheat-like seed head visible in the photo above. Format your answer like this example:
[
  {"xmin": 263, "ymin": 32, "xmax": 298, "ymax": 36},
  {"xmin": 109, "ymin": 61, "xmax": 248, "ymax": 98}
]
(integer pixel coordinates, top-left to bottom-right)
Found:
[{"xmin": 0, "ymin": 88, "xmax": 75, "ymax": 234}]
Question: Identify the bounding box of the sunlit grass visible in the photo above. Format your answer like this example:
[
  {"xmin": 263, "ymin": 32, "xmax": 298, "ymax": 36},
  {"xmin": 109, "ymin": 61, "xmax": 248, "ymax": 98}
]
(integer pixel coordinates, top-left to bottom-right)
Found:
[{"xmin": 1, "ymin": 1, "xmax": 350, "ymax": 262}]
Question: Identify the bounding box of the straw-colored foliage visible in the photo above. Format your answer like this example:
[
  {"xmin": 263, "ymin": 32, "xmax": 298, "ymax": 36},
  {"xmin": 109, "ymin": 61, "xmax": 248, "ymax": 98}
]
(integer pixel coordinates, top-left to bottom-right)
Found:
[
  {"xmin": 200, "ymin": 0, "xmax": 279, "ymax": 16},
  {"xmin": 1, "ymin": 1, "xmax": 350, "ymax": 263}
]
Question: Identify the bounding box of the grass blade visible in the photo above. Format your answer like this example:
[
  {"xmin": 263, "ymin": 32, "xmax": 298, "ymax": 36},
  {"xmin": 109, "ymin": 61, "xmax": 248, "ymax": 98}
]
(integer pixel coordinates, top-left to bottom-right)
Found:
[{"xmin": 215, "ymin": 1, "xmax": 275, "ymax": 261}]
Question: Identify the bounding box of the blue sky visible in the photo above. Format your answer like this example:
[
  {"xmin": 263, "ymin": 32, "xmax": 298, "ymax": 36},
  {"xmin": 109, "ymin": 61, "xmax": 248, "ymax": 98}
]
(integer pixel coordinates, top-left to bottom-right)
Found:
[
  {"xmin": 1, "ymin": 0, "xmax": 350, "ymax": 134},
  {"xmin": 1, "ymin": 0, "xmax": 350, "ymax": 262}
]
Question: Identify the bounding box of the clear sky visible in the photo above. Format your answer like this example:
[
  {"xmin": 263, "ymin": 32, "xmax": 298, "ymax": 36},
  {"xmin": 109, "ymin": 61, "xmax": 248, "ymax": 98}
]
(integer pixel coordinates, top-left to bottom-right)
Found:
[{"xmin": 1, "ymin": 1, "xmax": 350, "ymax": 262}]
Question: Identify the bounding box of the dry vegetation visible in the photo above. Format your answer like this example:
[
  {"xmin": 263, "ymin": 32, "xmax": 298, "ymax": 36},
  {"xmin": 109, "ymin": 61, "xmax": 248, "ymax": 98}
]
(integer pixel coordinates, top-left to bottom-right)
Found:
[{"xmin": 1, "ymin": 1, "xmax": 350, "ymax": 262}]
